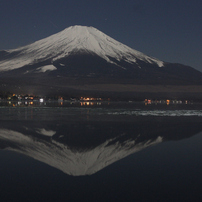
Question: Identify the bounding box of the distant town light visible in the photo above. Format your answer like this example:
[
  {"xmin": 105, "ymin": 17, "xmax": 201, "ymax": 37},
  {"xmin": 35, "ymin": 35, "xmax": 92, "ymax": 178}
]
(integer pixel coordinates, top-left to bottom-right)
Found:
[{"xmin": 40, "ymin": 98, "xmax": 44, "ymax": 102}]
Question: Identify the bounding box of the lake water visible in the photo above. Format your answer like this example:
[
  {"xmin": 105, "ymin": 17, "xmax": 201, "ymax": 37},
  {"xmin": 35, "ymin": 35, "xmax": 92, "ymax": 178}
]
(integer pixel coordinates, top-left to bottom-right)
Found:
[{"xmin": 0, "ymin": 101, "xmax": 202, "ymax": 201}]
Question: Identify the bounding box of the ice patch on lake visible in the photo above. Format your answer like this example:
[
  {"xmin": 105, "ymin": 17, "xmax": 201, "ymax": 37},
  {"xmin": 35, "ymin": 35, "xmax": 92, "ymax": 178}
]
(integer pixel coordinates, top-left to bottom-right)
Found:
[{"xmin": 107, "ymin": 110, "xmax": 202, "ymax": 117}]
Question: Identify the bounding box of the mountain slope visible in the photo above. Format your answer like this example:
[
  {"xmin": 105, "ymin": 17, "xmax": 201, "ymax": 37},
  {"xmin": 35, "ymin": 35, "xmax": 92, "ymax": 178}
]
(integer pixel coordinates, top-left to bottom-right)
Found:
[
  {"xmin": 0, "ymin": 25, "xmax": 164, "ymax": 72},
  {"xmin": 0, "ymin": 25, "xmax": 202, "ymax": 97}
]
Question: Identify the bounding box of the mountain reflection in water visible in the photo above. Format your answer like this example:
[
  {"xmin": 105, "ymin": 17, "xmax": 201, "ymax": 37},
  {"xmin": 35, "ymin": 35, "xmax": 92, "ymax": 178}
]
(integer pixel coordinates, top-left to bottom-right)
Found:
[{"xmin": 1, "ymin": 118, "xmax": 202, "ymax": 176}]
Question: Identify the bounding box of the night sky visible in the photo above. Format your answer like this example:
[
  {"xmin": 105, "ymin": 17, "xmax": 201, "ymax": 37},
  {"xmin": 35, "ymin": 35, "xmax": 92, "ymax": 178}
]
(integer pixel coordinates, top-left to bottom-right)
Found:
[{"xmin": 0, "ymin": 0, "xmax": 201, "ymax": 72}]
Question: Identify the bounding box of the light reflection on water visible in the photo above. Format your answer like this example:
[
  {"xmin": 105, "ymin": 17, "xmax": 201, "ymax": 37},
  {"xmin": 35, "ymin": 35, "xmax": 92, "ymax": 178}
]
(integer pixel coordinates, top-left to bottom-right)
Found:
[{"xmin": 0, "ymin": 102, "xmax": 202, "ymax": 201}]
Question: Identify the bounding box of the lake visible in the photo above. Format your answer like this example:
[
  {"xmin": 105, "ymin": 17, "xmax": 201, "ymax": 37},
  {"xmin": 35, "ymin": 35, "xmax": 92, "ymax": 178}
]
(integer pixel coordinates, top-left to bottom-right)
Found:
[{"xmin": 0, "ymin": 101, "xmax": 202, "ymax": 201}]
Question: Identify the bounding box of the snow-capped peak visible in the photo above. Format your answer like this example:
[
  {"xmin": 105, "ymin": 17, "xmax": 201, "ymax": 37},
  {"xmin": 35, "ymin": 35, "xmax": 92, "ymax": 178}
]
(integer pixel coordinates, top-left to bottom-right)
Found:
[{"xmin": 0, "ymin": 25, "xmax": 164, "ymax": 71}]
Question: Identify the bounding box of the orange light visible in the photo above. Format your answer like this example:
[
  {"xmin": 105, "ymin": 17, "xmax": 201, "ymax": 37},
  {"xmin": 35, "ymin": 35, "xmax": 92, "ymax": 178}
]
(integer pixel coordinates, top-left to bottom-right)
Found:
[{"xmin": 148, "ymin": 100, "xmax": 151, "ymax": 104}]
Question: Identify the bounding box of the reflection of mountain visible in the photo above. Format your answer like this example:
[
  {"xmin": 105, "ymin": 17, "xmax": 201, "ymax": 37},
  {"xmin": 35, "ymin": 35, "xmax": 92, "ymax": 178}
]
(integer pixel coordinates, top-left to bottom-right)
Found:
[{"xmin": 0, "ymin": 120, "xmax": 202, "ymax": 176}]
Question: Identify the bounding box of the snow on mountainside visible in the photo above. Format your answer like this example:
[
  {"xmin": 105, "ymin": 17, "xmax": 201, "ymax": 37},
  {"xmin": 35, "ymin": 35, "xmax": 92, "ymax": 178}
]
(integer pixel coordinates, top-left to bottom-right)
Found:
[{"xmin": 0, "ymin": 25, "xmax": 164, "ymax": 72}]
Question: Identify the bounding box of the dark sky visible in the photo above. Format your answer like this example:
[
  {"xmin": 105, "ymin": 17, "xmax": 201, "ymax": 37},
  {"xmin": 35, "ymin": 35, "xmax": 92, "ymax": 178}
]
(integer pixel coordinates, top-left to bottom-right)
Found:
[{"xmin": 0, "ymin": 0, "xmax": 201, "ymax": 71}]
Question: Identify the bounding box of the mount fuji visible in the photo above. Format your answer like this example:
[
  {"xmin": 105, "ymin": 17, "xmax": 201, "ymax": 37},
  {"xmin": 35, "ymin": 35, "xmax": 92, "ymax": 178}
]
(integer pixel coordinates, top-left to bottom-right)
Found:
[
  {"xmin": 0, "ymin": 25, "xmax": 165, "ymax": 72},
  {"xmin": 0, "ymin": 25, "xmax": 202, "ymax": 98}
]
